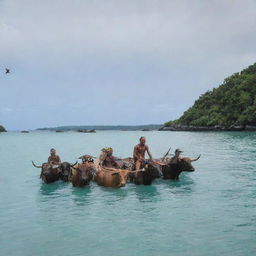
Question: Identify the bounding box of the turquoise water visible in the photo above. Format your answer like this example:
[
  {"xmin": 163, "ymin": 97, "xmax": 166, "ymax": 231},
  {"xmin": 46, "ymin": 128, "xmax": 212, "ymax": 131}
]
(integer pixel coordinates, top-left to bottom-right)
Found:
[{"xmin": 0, "ymin": 131, "xmax": 256, "ymax": 256}]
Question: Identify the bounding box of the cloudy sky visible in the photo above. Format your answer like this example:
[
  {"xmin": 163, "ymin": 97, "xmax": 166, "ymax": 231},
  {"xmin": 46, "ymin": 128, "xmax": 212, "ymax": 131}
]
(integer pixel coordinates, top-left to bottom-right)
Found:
[{"xmin": 0, "ymin": 0, "xmax": 256, "ymax": 130}]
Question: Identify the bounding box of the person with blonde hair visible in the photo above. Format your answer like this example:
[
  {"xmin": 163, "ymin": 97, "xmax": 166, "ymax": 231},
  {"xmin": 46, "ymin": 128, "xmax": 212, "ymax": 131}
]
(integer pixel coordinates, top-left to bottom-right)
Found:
[{"xmin": 100, "ymin": 147, "xmax": 119, "ymax": 168}]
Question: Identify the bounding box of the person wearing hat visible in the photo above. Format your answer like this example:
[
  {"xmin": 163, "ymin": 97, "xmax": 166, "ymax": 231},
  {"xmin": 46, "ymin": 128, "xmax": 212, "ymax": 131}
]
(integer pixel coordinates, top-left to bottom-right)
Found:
[
  {"xmin": 100, "ymin": 147, "xmax": 119, "ymax": 168},
  {"xmin": 170, "ymin": 149, "xmax": 200, "ymax": 164},
  {"xmin": 170, "ymin": 149, "xmax": 183, "ymax": 164}
]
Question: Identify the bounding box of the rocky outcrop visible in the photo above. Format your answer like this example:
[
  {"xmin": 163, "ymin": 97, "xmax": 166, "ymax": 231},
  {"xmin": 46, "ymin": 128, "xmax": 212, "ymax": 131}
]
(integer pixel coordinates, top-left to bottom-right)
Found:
[
  {"xmin": 77, "ymin": 129, "xmax": 96, "ymax": 133},
  {"xmin": 159, "ymin": 125, "xmax": 256, "ymax": 132},
  {"xmin": 0, "ymin": 125, "xmax": 7, "ymax": 132}
]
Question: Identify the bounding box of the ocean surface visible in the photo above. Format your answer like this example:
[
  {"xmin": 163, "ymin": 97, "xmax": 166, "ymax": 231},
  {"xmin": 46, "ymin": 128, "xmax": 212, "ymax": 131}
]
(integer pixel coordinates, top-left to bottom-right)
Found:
[{"xmin": 0, "ymin": 131, "xmax": 256, "ymax": 256}]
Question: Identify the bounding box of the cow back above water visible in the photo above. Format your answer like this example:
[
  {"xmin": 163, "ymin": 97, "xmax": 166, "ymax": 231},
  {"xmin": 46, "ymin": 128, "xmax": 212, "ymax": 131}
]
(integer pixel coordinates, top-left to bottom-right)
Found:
[
  {"xmin": 95, "ymin": 167, "xmax": 129, "ymax": 188},
  {"xmin": 130, "ymin": 161, "xmax": 162, "ymax": 185},
  {"xmin": 162, "ymin": 157, "xmax": 196, "ymax": 180}
]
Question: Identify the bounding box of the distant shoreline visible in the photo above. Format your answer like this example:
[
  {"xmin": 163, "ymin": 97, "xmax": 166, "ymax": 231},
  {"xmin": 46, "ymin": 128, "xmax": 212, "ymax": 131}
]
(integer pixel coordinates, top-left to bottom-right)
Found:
[
  {"xmin": 36, "ymin": 124, "xmax": 163, "ymax": 132},
  {"xmin": 160, "ymin": 125, "xmax": 256, "ymax": 132}
]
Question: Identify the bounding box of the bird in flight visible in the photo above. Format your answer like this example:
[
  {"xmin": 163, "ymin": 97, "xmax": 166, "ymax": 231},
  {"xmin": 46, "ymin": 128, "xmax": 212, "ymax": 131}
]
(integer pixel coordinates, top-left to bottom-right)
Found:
[{"xmin": 5, "ymin": 68, "xmax": 10, "ymax": 74}]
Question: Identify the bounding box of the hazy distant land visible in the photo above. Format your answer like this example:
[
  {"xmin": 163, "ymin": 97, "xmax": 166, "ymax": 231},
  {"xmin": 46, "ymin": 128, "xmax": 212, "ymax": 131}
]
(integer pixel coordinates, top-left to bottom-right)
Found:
[{"xmin": 37, "ymin": 124, "xmax": 163, "ymax": 131}]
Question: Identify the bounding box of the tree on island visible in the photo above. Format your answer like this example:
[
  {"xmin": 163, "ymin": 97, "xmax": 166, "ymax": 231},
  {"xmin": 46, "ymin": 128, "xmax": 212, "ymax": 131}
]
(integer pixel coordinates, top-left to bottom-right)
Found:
[{"xmin": 165, "ymin": 63, "xmax": 256, "ymax": 128}]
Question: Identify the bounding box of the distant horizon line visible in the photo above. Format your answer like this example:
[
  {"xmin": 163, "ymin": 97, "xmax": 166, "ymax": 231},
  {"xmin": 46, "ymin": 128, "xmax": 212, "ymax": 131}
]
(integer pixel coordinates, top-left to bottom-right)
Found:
[
  {"xmin": 3, "ymin": 124, "xmax": 163, "ymax": 131},
  {"xmin": 36, "ymin": 124, "xmax": 163, "ymax": 130}
]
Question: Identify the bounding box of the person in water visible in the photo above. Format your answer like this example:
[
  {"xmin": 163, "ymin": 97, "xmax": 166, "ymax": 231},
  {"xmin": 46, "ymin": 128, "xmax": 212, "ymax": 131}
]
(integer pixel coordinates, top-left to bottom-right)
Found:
[
  {"xmin": 133, "ymin": 137, "xmax": 153, "ymax": 170},
  {"xmin": 100, "ymin": 147, "xmax": 119, "ymax": 168},
  {"xmin": 170, "ymin": 149, "xmax": 201, "ymax": 163},
  {"xmin": 170, "ymin": 149, "xmax": 183, "ymax": 163},
  {"xmin": 48, "ymin": 148, "xmax": 61, "ymax": 165}
]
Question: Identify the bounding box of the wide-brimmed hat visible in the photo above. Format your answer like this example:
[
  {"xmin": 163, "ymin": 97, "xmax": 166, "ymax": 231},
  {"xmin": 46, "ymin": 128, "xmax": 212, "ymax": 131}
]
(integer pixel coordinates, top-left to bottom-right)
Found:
[{"xmin": 175, "ymin": 148, "xmax": 183, "ymax": 153}]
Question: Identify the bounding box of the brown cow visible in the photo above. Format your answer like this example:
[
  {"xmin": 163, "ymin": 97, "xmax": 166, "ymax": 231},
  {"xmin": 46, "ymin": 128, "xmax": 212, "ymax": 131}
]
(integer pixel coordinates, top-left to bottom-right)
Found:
[
  {"xmin": 71, "ymin": 162, "xmax": 96, "ymax": 187},
  {"xmin": 94, "ymin": 166, "xmax": 129, "ymax": 188}
]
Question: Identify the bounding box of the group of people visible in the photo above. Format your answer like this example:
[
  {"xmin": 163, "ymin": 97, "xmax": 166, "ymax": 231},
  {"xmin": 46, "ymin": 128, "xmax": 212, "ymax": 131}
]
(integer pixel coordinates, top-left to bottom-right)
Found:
[{"xmin": 47, "ymin": 137, "xmax": 185, "ymax": 170}]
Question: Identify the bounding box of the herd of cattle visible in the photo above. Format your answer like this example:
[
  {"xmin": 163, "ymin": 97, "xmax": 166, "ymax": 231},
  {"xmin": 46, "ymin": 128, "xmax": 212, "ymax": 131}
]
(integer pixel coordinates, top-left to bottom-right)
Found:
[{"xmin": 32, "ymin": 155, "xmax": 200, "ymax": 188}]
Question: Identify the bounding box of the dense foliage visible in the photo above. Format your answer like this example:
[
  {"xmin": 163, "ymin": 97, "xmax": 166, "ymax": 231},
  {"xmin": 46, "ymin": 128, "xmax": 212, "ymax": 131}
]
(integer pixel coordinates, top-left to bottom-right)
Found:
[
  {"xmin": 165, "ymin": 63, "xmax": 256, "ymax": 127},
  {"xmin": 0, "ymin": 125, "xmax": 7, "ymax": 132}
]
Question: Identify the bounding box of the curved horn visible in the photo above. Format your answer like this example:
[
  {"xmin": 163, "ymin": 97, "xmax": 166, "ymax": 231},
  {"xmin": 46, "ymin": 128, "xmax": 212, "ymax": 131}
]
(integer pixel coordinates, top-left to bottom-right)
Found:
[
  {"xmin": 162, "ymin": 147, "xmax": 171, "ymax": 161},
  {"xmin": 78, "ymin": 155, "xmax": 96, "ymax": 159},
  {"xmin": 32, "ymin": 161, "xmax": 42, "ymax": 168},
  {"xmin": 191, "ymin": 155, "xmax": 201, "ymax": 162},
  {"xmin": 70, "ymin": 161, "xmax": 78, "ymax": 167}
]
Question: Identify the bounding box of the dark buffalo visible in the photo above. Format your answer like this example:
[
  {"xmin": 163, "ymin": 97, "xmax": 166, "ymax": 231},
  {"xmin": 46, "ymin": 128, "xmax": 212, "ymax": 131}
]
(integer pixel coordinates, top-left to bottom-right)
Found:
[
  {"xmin": 32, "ymin": 161, "xmax": 61, "ymax": 183},
  {"xmin": 59, "ymin": 161, "xmax": 78, "ymax": 182},
  {"xmin": 71, "ymin": 163, "xmax": 96, "ymax": 187},
  {"xmin": 161, "ymin": 156, "xmax": 200, "ymax": 180},
  {"xmin": 129, "ymin": 161, "xmax": 162, "ymax": 185}
]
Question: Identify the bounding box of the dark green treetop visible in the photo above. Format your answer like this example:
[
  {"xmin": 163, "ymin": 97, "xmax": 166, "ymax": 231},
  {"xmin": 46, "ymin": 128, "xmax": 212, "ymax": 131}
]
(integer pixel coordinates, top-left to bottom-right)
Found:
[{"xmin": 165, "ymin": 63, "xmax": 256, "ymax": 127}]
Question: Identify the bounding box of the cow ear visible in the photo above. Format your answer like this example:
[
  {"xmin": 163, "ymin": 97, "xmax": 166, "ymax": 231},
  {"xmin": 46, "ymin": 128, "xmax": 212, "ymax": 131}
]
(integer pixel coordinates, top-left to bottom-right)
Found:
[{"xmin": 112, "ymin": 172, "xmax": 119, "ymax": 176}]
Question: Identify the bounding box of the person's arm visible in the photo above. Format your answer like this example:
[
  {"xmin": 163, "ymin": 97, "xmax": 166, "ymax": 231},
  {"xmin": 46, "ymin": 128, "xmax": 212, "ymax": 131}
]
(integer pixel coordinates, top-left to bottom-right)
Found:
[
  {"xmin": 48, "ymin": 156, "xmax": 51, "ymax": 164},
  {"xmin": 146, "ymin": 145, "xmax": 152, "ymax": 160},
  {"xmin": 56, "ymin": 155, "xmax": 61, "ymax": 164}
]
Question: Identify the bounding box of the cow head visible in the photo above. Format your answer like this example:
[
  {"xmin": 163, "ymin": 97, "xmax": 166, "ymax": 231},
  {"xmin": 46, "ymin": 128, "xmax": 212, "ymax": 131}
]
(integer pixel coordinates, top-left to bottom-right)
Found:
[
  {"xmin": 73, "ymin": 163, "xmax": 95, "ymax": 186},
  {"xmin": 162, "ymin": 157, "xmax": 198, "ymax": 180},
  {"xmin": 111, "ymin": 170, "xmax": 129, "ymax": 187},
  {"xmin": 129, "ymin": 161, "xmax": 163, "ymax": 185},
  {"xmin": 60, "ymin": 161, "xmax": 77, "ymax": 182},
  {"xmin": 32, "ymin": 161, "xmax": 60, "ymax": 183},
  {"xmin": 135, "ymin": 162, "xmax": 162, "ymax": 185},
  {"xmin": 144, "ymin": 161, "xmax": 163, "ymax": 178},
  {"xmin": 179, "ymin": 158, "xmax": 195, "ymax": 172}
]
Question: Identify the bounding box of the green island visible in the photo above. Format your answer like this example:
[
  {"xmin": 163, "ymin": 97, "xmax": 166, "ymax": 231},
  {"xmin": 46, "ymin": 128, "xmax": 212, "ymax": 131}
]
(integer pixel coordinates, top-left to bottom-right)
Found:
[
  {"xmin": 0, "ymin": 125, "xmax": 7, "ymax": 132},
  {"xmin": 162, "ymin": 63, "xmax": 256, "ymax": 131}
]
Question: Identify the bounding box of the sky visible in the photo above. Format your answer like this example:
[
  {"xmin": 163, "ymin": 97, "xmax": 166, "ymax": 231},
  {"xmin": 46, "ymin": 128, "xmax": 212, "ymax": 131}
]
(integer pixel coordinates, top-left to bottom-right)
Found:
[{"xmin": 0, "ymin": 0, "xmax": 256, "ymax": 130}]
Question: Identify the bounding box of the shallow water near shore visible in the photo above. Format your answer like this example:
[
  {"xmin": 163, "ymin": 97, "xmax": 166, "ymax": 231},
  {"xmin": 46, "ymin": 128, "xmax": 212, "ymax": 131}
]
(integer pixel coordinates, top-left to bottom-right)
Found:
[{"xmin": 0, "ymin": 130, "xmax": 256, "ymax": 256}]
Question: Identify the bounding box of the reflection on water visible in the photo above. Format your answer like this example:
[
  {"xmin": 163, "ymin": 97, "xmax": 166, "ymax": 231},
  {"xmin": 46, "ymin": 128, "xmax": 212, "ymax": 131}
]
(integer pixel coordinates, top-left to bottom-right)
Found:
[
  {"xmin": 71, "ymin": 186, "xmax": 92, "ymax": 206},
  {"xmin": 96, "ymin": 185, "xmax": 130, "ymax": 206},
  {"xmin": 39, "ymin": 181, "xmax": 64, "ymax": 197},
  {"xmin": 161, "ymin": 175, "xmax": 195, "ymax": 196},
  {"xmin": 134, "ymin": 185, "xmax": 160, "ymax": 202}
]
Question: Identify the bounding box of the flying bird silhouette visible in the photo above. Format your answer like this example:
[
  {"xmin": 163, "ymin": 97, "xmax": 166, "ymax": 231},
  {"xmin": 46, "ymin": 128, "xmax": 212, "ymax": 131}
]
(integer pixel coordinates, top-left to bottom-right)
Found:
[{"xmin": 5, "ymin": 68, "xmax": 10, "ymax": 74}]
